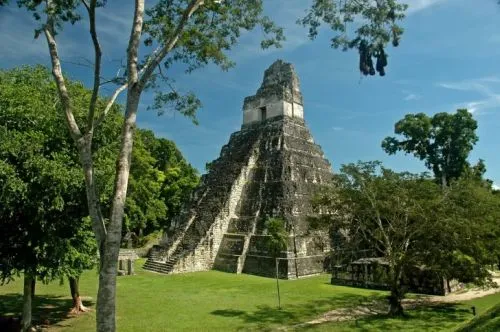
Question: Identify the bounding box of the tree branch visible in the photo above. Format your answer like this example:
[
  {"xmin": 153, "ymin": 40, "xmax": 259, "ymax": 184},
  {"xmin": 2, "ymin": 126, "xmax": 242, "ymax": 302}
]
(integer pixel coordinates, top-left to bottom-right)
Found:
[
  {"xmin": 358, "ymin": 221, "xmax": 385, "ymax": 254},
  {"xmin": 43, "ymin": 0, "xmax": 107, "ymax": 243},
  {"xmin": 84, "ymin": 0, "xmax": 103, "ymax": 133},
  {"xmin": 158, "ymin": 64, "xmax": 178, "ymax": 94},
  {"xmin": 359, "ymin": 178, "xmax": 391, "ymax": 248},
  {"xmin": 94, "ymin": 83, "xmax": 128, "ymax": 129},
  {"xmin": 43, "ymin": 7, "xmax": 82, "ymax": 141},
  {"xmin": 127, "ymin": 0, "xmax": 145, "ymax": 87},
  {"xmin": 138, "ymin": 0, "xmax": 205, "ymax": 89},
  {"xmin": 81, "ymin": 0, "xmax": 90, "ymax": 11}
]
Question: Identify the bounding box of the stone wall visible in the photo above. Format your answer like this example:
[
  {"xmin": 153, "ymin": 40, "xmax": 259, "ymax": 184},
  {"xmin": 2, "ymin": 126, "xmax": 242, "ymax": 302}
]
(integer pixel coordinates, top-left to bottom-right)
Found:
[
  {"xmin": 331, "ymin": 259, "xmax": 464, "ymax": 296},
  {"xmin": 243, "ymin": 100, "xmax": 304, "ymax": 124}
]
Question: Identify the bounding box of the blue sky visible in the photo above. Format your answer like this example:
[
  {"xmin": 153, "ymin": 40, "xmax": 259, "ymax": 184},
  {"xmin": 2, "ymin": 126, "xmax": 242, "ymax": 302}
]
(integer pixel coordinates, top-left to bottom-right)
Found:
[{"xmin": 1, "ymin": 0, "xmax": 500, "ymax": 187}]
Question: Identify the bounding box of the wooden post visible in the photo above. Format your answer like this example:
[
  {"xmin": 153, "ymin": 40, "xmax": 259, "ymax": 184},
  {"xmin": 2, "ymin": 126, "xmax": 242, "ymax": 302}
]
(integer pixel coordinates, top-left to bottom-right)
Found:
[
  {"xmin": 275, "ymin": 258, "xmax": 281, "ymax": 310},
  {"xmin": 364, "ymin": 263, "xmax": 368, "ymax": 287}
]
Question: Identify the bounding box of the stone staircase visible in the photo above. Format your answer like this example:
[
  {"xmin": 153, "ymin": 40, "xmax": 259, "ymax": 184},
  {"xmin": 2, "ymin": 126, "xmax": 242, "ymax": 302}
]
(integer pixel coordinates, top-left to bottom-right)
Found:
[
  {"xmin": 143, "ymin": 245, "xmax": 189, "ymax": 274},
  {"xmin": 143, "ymin": 245, "xmax": 169, "ymax": 273},
  {"xmin": 143, "ymin": 136, "xmax": 262, "ymax": 275}
]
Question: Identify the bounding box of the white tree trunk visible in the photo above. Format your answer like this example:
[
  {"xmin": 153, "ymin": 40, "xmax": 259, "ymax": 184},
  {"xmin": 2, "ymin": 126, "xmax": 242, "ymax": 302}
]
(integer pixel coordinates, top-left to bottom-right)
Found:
[
  {"xmin": 96, "ymin": 88, "xmax": 141, "ymax": 332},
  {"xmin": 21, "ymin": 275, "xmax": 33, "ymax": 332},
  {"xmin": 77, "ymin": 137, "xmax": 106, "ymax": 246}
]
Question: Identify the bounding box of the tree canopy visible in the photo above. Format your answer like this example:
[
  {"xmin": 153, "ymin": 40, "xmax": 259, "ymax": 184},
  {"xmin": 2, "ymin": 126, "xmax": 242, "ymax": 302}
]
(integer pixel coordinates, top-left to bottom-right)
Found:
[
  {"xmin": 299, "ymin": 0, "xmax": 408, "ymax": 76},
  {"xmin": 0, "ymin": 66, "xmax": 101, "ymax": 284},
  {"xmin": 125, "ymin": 129, "xmax": 199, "ymax": 238},
  {"xmin": 0, "ymin": 65, "xmax": 199, "ymax": 329},
  {"xmin": 382, "ymin": 109, "xmax": 479, "ymax": 187},
  {"xmin": 313, "ymin": 161, "xmax": 500, "ymax": 316}
]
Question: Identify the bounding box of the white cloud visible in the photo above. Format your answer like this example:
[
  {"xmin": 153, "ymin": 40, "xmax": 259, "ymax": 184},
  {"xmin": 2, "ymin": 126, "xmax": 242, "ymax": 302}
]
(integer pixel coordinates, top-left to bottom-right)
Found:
[
  {"xmin": 96, "ymin": 7, "xmax": 134, "ymax": 54},
  {"xmin": 493, "ymin": 183, "xmax": 500, "ymax": 191},
  {"xmin": 403, "ymin": 0, "xmax": 450, "ymax": 15},
  {"xmin": 478, "ymin": 76, "xmax": 500, "ymax": 83},
  {"xmin": 488, "ymin": 34, "xmax": 500, "ymax": 44},
  {"xmin": 438, "ymin": 81, "xmax": 494, "ymax": 95},
  {"xmin": 403, "ymin": 93, "xmax": 420, "ymax": 101},
  {"xmin": 332, "ymin": 126, "xmax": 344, "ymax": 131},
  {"xmin": 437, "ymin": 77, "xmax": 500, "ymax": 114}
]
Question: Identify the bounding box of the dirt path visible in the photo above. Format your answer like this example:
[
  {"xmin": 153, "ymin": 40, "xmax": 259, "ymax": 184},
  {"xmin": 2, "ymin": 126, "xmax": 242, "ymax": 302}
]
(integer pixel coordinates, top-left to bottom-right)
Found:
[
  {"xmin": 294, "ymin": 276, "xmax": 500, "ymax": 329},
  {"xmin": 425, "ymin": 276, "xmax": 500, "ymax": 303}
]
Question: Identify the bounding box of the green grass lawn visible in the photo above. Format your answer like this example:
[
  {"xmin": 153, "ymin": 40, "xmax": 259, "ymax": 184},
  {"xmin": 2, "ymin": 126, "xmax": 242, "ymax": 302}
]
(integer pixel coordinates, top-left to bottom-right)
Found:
[
  {"xmin": 455, "ymin": 301, "xmax": 500, "ymax": 332},
  {"xmin": 300, "ymin": 292, "xmax": 500, "ymax": 332},
  {"xmin": 1, "ymin": 259, "xmax": 499, "ymax": 331}
]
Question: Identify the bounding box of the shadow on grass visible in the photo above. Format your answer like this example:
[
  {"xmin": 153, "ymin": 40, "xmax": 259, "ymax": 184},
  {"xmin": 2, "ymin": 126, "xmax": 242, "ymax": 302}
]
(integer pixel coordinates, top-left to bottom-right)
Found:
[
  {"xmin": 211, "ymin": 292, "xmax": 384, "ymax": 330},
  {"xmin": 456, "ymin": 302, "xmax": 500, "ymax": 332},
  {"xmin": 211, "ymin": 290, "xmax": 476, "ymax": 332},
  {"xmin": 0, "ymin": 293, "xmax": 94, "ymax": 329},
  {"xmin": 299, "ymin": 302, "xmax": 472, "ymax": 331}
]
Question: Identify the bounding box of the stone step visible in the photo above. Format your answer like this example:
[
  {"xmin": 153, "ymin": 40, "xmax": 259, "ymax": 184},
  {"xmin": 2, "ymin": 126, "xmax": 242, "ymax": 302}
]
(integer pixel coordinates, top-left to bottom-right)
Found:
[
  {"xmin": 143, "ymin": 260, "xmax": 174, "ymax": 274},
  {"xmin": 223, "ymin": 233, "xmax": 247, "ymax": 238}
]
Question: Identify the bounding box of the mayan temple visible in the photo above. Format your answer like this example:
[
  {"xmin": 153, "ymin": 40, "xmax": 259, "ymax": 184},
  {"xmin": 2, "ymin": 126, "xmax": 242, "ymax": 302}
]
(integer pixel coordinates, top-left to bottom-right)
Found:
[{"xmin": 144, "ymin": 60, "xmax": 335, "ymax": 279}]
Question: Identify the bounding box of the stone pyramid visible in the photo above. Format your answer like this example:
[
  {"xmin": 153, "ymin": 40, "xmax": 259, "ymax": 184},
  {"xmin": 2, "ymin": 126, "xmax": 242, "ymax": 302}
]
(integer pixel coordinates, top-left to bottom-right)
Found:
[{"xmin": 144, "ymin": 60, "xmax": 334, "ymax": 279}]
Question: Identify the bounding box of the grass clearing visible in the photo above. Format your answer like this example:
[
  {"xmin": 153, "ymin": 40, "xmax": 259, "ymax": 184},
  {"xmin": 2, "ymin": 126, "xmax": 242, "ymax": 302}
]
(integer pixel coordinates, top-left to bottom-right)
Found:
[
  {"xmin": 1, "ymin": 259, "xmax": 499, "ymax": 331},
  {"xmin": 455, "ymin": 300, "xmax": 500, "ymax": 332},
  {"xmin": 297, "ymin": 292, "xmax": 500, "ymax": 331}
]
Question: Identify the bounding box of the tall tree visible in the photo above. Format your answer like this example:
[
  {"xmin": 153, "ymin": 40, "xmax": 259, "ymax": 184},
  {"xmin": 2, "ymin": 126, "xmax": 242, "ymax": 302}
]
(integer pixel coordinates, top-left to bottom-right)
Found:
[
  {"xmin": 0, "ymin": 66, "xmax": 101, "ymax": 330},
  {"xmin": 313, "ymin": 161, "xmax": 499, "ymax": 316},
  {"xmin": 382, "ymin": 109, "xmax": 478, "ymax": 187},
  {"xmin": 0, "ymin": 65, "xmax": 198, "ymax": 328}
]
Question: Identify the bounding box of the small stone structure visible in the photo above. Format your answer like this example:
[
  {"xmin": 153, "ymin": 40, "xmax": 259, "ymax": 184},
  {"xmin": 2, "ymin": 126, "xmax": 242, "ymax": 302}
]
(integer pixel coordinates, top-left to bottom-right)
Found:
[
  {"xmin": 143, "ymin": 60, "xmax": 334, "ymax": 279},
  {"xmin": 331, "ymin": 257, "xmax": 463, "ymax": 295},
  {"xmin": 118, "ymin": 249, "xmax": 138, "ymax": 276}
]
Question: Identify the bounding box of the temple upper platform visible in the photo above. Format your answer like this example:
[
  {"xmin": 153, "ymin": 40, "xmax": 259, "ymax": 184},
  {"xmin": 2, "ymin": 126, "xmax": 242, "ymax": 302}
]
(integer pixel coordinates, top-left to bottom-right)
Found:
[{"xmin": 242, "ymin": 60, "xmax": 304, "ymax": 126}]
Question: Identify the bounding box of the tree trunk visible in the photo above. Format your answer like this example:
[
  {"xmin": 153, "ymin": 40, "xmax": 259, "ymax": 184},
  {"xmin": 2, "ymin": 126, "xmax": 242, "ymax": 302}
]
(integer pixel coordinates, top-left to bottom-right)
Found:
[
  {"xmin": 388, "ymin": 286, "xmax": 404, "ymax": 316},
  {"xmin": 388, "ymin": 266, "xmax": 404, "ymax": 316},
  {"xmin": 69, "ymin": 276, "xmax": 87, "ymax": 314},
  {"xmin": 22, "ymin": 275, "xmax": 33, "ymax": 332},
  {"xmin": 31, "ymin": 278, "xmax": 35, "ymax": 299},
  {"xmin": 96, "ymin": 88, "xmax": 141, "ymax": 332},
  {"xmin": 77, "ymin": 137, "xmax": 106, "ymax": 246},
  {"xmin": 441, "ymin": 172, "xmax": 447, "ymax": 188}
]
